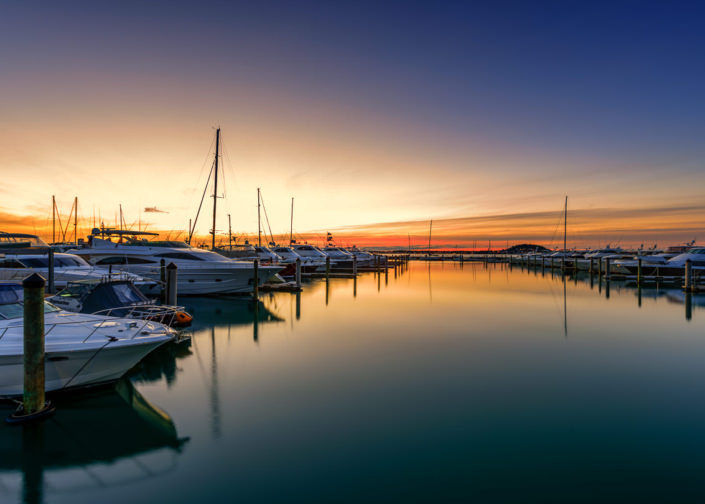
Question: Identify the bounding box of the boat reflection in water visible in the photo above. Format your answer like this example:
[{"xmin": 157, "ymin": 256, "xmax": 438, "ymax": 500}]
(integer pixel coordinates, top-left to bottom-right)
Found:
[
  {"xmin": 182, "ymin": 296, "xmax": 283, "ymax": 331},
  {"xmin": 0, "ymin": 379, "xmax": 187, "ymax": 503}
]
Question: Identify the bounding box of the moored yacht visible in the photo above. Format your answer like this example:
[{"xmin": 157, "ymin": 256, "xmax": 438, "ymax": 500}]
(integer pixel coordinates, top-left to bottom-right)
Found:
[
  {"xmin": 70, "ymin": 229, "xmax": 283, "ymax": 295},
  {"xmin": 0, "ymin": 283, "xmax": 176, "ymax": 397},
  {"xmin": 0, "ymin": 252, "xmax": 154, "ymax": 289}
]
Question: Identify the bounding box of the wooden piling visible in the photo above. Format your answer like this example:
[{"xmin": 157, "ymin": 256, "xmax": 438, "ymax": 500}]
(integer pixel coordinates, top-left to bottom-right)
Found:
[
  {"xmin": 637, "ymin": 258, "xmax": 642, "ymax": 287},
  {"xmin": 325, "ymin": 256, "xmax": 331, "ymax": 280},
  {"xmin": 165, "ymin": 262, "xmax": 177, "ymax": 305},
  {"xmin": 685, "ymin": 259, "xmax": 692, "ymax": 292},
  {"xmin": 253, "ymin": 259, "xmax": 259, "ymax": 299},
  {"xmin": 7, "ymin": 274, "xmax": 55, "ymax": 424},
  {"xmin": 605, "ymin": 257, "xmax": 611, "ymax": 281},
  {"xmin": 295, "ymin": 258, "xmax": 302, "ymax": 289},
  {"xmin": 352, "ymin": 255, "xmax": 358, "ymax": 277}
]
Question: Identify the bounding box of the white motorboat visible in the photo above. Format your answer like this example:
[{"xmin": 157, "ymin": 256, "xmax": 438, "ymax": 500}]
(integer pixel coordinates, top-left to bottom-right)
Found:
[
  {"xmin": 70, "ymin": 230, "xmax": 282, "ymax": 295},
  {"xmin": 0, "ymin": 283, "xmax": 176, "ymax": 397},
  {"xmin": 321, "ymin": 246, "xmax": 355, "ymax": 268},
  {"xmin": 292, "ymin": 244, "xmax": 328, "ymax": 271},
  {"xmin": 611, "ymin": 247, "xmax": 705, "ymax": 277},
  {"xmin": 0, "ymin": 252, "xmax": 155, "ymax": 289},
  {"xmin": 348, "ymin": 246, "xmax": 376, "ymax": 266}
]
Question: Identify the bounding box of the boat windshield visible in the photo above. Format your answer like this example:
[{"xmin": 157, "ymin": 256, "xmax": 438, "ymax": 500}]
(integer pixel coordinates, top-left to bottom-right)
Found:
[
  {"xmin": 0, "ymin": 233, "xmax": 49, "ymax": 247},
  {"xmin": 0, "ymin": 285, "xmax": 60, "ymax": 319},
  {"xmin": 19, "ymin": 256, "xmax": 90, "ymax": 268}
]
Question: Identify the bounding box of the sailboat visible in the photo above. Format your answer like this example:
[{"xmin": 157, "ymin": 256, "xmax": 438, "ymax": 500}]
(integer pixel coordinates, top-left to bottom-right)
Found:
[{"xmin": 71, "ymin": 129, "xmax": 283, "ymax": 295}]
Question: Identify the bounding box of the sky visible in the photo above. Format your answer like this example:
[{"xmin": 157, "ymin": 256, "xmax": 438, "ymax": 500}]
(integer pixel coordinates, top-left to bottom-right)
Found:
[{"xmin": 1, "ymin": 0, "xmax": 704, "ymax": 248}]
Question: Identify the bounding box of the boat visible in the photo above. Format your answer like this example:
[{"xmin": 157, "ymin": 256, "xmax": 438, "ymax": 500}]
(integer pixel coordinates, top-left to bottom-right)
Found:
[
  {"xmin": 0, "ymin": 283, "xmax": 176, "ymax": 397},
  {"xmin": 321, "ymin": 246, "xmax": 355, "ymax": 268},
  {"xmin": 0, "ymin": 251, "xmax": 155, "ymax": 289},
  {"xmin": 69, "ymin": 229, "xmax": 283, "ymax": 295},
  {"xmin": 48, "ymin": 279, "xmax": 193, "ymax": 327},
  {"xmin": 610, "ymin": 247, "xmax": 705, "ymax": 278},
  {"xmin": 292, "ymin": 244, "xmax": 328, "ymax": 270}
]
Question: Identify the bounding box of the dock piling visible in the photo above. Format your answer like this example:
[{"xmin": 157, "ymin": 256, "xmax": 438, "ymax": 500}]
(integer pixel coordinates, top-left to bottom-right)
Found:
[
  {"xmin": 352, "ymin": 255, "xmax": 358, "ymax": 277},
  {"xmin": 7, "ymin": 274, "xmax": 55, "ymax": 424},
  {"xmin": 165, "ymin": 262, "xmax": 178, "ymax": 305},
  {"xmin": 325, "ymin": 256, "xmax": 331, "ymax": 281},
  {"xmin": 637, "ymin": 258, "xmax": 642, "ymax": 287},
  {"xmin": 253, "ymin": 259, "xmax": 259, "ymax": 299},
  {"xmin": 685, "ymin": 259, "xmax": 692, "ymax": 292},
  {"xmin": 295, "ymin": 258, "xmax": 302, "ymax": 289}
]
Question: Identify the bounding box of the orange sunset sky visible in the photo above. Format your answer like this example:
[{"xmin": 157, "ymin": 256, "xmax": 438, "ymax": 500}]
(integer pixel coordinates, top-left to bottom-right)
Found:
[{"xmin": 2, "ymin": 2, "xmax": 704, "ymax": 249}]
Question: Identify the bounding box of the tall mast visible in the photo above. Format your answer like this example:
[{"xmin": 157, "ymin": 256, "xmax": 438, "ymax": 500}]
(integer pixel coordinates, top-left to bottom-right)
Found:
[
  {"xmin": 52, "ymin": 195, "xmax": 55, "ymax": 244},
  {"xmin": 74, "ymin": 196, "xmax": 78, "ymax": 244},
  {"xmin": 290, "ymin": 197, "xmax": 294, "ymax": 245},
  {"xmin": 564, "ymin": 195, "xmax": 567, "ymax": 252},
  {"xmin": 211, "ymin": 128, "xmax": 220, "ymax": 250},
  {"xmin": 228, "ymin": 213, "xmax": 232, "ymax": 251},
  {"xmin": 257, "ymin": 188, "xmax": 262, "ymax": 246},
  {"xmin": 428, "ymin": 219, "xmax": 432, "ymax": 254}
]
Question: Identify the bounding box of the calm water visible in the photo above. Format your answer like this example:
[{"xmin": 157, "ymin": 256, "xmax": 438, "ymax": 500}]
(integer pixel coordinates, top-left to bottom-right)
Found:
[{"xmin": 2, "ymin": 261, "xmax": 705, "ymax": 503}]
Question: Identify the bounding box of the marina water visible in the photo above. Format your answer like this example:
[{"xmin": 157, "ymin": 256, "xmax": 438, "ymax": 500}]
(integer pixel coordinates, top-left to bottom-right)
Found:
[{"xmin": 3, "ymin": 261, "xmax": 705, "ymax": 502}]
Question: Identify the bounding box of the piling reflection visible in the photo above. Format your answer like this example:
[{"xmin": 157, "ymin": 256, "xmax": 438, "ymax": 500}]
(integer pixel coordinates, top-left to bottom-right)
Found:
[{"xmin": 0, "ymin": 379, "xmax": 186, "ymax": 503}]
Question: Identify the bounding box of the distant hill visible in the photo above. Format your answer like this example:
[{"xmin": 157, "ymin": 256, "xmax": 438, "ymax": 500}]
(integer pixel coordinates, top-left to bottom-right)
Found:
[{"xmin": 504, "ymin": 244, "xmax": 551, "ymax": 254}]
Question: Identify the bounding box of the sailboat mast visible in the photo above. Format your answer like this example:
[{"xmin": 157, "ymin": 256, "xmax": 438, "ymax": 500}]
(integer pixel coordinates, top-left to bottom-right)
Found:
[
  {"xmin": 428, "ymin": 220, "xmax": 432, "ymax": 254},
  {"xmin": 257, "ymin": 188, "xmax": 262, "ymax": 246},
  {"xmin": 564, "ymin": 195, "xmax": 567, "ymax": 252},
  {"xmin": 290, "ymin": 197, "xmax": 294, "ymax": 245},
  {"xmin": 74, "ymin": 196, "xmax": 78, "ymax": 244},
  {"xmin": 211, "ymin": 128, "xmax": 220, "ymax": 250},
  {"xmin": 228, "ymin": 213, "xmax": 232, "ymax": 251}
]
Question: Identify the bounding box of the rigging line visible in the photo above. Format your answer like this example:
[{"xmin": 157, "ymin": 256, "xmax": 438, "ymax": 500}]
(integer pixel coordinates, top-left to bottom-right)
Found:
[
  {"xmin": 62, "ymin": 338, "xmax": 114, "ymax": 390},
  {"xmin": 190, "ymin": 160, "xmax": 215, "ymax": 242},
  {"xmin": 259, "ymin": 191, "xmax": 275, "ymax": 245},
  {"xmin": 188, "ymin": 134, "xmax": 217, "ymax": 213}
]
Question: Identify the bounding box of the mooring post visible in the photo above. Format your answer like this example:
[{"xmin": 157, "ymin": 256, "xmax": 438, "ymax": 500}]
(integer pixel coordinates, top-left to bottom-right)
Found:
[
  {"xmin": 541, "ymin": 256, "xmax": 545, "ymax": 273},
  {"xmin": 295, "ymin": 258, "xmax": 302, "ymax": 289},
  {"xmin": 165, "ymin": 262, "xmax": 178, "ymax": 305},
  {"xmin": 325, "ymin": 256, "xmax": 331, "ymax": 281},
  {"xmin": 598, "ymin": 257, "xmax": 602, "ymax": 277},
  {"xmin": 352, "ymin": 255, "xmax": 358, "ymax": 277},
  {"xmin": 160, "ymin": 259, "xmax": 166, "ymax": 303},
  {"xmin": 605, "ymin": 257, "xmax": 611, "ymax": 281},
  {"xmin": 385, "ymin": 257, "xmax": 389, "ymax": 284},
  {"xmin": 685, "ymin": 259, "xmax": 692, "ymax": 292},
  {"xmin": 7, "ymin": 274, "xmax": 55, "ymax": 424},
  {"xmin": 253, "ymin": 259, "xmax": 259, "ymax": 299},
  {"xmin": 589, "ymin": 257, "xmax": 593, "ymax": 276},
  {"xmin": 637, "ymin": 258, "xmax": 642, "ymax": 287},
  {"xmin": 47, "ymin": 249, "xmax": 55, "ymax": 294}
]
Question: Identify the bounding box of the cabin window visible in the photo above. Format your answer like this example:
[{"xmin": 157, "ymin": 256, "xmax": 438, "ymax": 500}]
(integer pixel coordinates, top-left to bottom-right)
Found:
[
  {"xmin": 127, "ymin": 257, "xmax": 157, "ymax": 264},
  {"xmin": 19, "ymin": 258, "xmax": 49, "ymax": 268},
  {"xmin": 96, "ymin": 257, "xmax": 128, "ymax": 265},
  {"xmin": 0, "ymin": 260, "xmax": 27, "ymax": 268},
  {"xmin": 155, "ymin": 252, "xmax": 204, "ymax": 261}
]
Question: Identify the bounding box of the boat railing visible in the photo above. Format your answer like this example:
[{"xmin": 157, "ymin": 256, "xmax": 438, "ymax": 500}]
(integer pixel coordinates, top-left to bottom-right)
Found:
[{"xmin": 91, "ymin": 304, "xmax": 188, "ymax": 327}]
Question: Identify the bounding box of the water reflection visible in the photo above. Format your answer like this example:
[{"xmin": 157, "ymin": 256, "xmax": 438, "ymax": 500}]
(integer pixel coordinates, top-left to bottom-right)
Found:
[
  {"xmin": 0, "ymin": 380, "xmax": 186, "ymax": 503},
  {"xmin": 8, "ymin": 261, "xmax": 705, "ymax": 503}
]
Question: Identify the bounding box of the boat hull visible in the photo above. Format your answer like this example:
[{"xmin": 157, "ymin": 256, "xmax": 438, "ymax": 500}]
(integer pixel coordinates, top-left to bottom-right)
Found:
[{"xmin": 0, "ymin": 338, "xmax": 169, "ymax": 397}]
